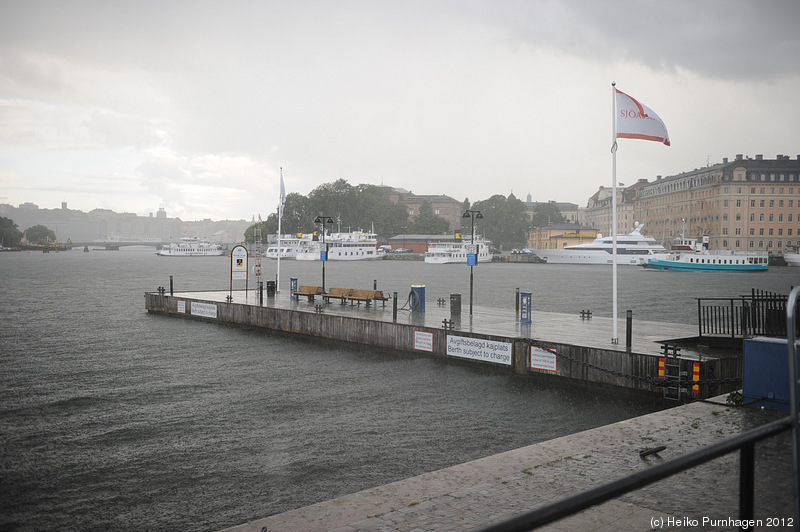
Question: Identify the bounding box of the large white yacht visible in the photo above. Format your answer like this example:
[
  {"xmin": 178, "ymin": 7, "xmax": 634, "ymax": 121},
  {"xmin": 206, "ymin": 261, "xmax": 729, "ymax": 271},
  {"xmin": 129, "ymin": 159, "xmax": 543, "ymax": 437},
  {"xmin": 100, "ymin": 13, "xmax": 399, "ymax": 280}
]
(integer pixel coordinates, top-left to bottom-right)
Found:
[{"xmin": 532, "ymin": 223, "xmax": 667, "ymax": 265}]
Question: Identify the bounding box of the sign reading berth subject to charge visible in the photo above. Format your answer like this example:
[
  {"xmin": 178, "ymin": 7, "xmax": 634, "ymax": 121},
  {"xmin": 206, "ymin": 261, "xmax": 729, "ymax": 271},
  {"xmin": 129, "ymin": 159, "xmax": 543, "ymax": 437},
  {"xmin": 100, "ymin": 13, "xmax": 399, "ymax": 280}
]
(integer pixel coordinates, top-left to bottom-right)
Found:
[{"xmin": 231, "ymin": 245, "xmax": 248, "ymax": 281}]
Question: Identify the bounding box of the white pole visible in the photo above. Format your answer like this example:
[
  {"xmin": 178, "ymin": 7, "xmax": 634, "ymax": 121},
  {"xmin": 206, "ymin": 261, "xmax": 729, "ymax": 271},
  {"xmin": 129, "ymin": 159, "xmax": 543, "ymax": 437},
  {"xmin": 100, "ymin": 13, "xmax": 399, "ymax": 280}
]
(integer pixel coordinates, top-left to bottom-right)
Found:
[
  {"xmin": 611, "ymin": 82, "xmax": 619, "ymax": 344},
  {"xmin": 276, "ymin": 167, "xmax": 284, "ymax": 293}
]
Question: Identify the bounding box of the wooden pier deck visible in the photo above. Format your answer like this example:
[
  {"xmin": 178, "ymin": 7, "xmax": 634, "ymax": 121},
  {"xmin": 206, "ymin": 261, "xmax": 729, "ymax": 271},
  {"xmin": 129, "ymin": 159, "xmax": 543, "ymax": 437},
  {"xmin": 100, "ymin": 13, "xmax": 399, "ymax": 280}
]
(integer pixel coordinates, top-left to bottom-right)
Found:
[{"xmin": 145, "ymin": 289, "xmax": 743, "ymax": 398}]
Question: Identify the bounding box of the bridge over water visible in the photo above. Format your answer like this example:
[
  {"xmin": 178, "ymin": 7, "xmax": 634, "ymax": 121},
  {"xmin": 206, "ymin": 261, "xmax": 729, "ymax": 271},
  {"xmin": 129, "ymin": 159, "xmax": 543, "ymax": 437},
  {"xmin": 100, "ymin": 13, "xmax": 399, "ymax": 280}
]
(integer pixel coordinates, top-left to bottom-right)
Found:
[{"xmin": 67, "ymin": 240, "xmax": 170, "ymax": 250}]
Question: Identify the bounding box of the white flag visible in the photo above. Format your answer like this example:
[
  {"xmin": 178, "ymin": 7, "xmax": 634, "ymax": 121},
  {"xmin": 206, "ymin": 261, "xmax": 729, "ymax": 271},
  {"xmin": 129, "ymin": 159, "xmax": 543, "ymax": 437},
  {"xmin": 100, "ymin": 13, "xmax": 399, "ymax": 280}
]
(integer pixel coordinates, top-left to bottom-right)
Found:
[
  {"xmin": 279, "ymin": 169, "xmax": 286, "ymax": 207},
  {"xmin": 615, "ymin": 88, "xmax": 670, "ymax": 146}
]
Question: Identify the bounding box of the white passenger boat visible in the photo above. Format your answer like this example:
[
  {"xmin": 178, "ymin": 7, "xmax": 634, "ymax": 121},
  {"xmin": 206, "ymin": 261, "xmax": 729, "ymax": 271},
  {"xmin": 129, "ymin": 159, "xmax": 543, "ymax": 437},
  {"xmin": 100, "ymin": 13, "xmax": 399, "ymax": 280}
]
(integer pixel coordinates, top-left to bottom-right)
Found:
[
  {"xmin": 642, "ymin": 250, "xmax": 769, "ymax": 272},
  {"xmin": 265, "ymin": 234, "xmax": 307, "ymax": 259},
  {"xmin": 295, "ymin": 230, "xmax": 386, "ymax": 261},
  {"xmin": 156, "ymin": 237, "xmax": 222, "ymax": 257},
  {"xmin": 531, "ymin": 223, "xmax": 666, "ymax": 265},
  {"xmin": 424, "ymin": 236, "xmax": 492, "ymax": 264}
]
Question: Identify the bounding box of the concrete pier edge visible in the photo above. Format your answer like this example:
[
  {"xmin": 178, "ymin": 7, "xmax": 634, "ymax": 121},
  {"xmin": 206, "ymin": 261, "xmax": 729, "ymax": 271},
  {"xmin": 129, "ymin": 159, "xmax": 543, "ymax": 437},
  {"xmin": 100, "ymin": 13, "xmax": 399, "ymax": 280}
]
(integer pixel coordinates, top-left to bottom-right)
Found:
[{"xmin": 219, "ymin": 395, "xmax": 792, "ymax": 532}]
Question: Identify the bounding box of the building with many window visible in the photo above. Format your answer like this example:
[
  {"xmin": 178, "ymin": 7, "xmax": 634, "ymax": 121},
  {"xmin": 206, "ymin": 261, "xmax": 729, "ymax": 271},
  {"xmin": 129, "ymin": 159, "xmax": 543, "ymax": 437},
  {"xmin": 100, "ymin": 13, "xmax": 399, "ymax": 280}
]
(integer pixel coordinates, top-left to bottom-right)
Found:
[
  {"xmin": 577, "ymin": 154, "xmax": 800, "ymax": 253},
  {"xmin": 635, "ymin": 154, "xmax": 800, "ymax": 252},
  {"xmin": 379, "ymin": 186, "xmax": 463, "ymax": 231}
]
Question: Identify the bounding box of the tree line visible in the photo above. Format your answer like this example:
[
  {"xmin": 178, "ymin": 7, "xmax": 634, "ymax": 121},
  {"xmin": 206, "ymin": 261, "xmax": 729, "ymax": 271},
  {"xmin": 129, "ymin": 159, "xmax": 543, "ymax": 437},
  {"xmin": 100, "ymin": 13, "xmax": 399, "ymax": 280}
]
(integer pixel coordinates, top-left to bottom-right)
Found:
[
  {"xmin": 0, "ymin": 218, "xmax": 56, "ymax": 248},
  {"xmin": 245, "ymin": 179, "xmax": 565, "ymax": 249}
]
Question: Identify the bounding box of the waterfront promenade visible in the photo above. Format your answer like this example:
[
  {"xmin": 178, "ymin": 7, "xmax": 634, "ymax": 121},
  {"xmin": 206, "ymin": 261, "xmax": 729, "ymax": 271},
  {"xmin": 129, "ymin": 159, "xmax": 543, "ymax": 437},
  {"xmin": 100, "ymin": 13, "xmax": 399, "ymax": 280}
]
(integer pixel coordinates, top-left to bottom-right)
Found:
[
  {"xmin": 220, "ymin": 396, "xmax": 794, "ymax": 531},
  {"xmin": 144, "ymin": 289, "xmax": 794, "ymax": 530},
  {"xmin": 146, "ymin": 286, "xmax": 742, "ymax": 398}
]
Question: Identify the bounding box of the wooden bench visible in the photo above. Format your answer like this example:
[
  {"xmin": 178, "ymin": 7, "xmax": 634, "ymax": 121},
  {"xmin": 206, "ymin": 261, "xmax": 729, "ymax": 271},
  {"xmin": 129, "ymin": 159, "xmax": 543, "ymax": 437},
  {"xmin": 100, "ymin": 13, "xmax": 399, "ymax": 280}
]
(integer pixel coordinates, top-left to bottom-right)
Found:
[
  {"xmin": 320, "ymin": 287, "xmax": 390, "ymax": 307},
  {"xmin": 292, "ymin": 285, "xmax": 323, "ymax": 301},
  {"xmin": 346, "ymin": 289, "xmax": 390, "ymax": 307},
  {"xmin": 322, "ymin": 287, "xmax": 353, "ymax": 304}
]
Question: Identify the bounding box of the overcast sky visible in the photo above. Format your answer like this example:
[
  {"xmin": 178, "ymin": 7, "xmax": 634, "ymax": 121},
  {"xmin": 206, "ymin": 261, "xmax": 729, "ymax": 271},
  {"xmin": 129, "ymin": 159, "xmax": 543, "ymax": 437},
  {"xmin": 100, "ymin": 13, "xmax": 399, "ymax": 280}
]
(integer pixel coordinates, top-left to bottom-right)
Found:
[{"xmin": 1, "ymin": 0, "xmax": 799, "ymax": 222}]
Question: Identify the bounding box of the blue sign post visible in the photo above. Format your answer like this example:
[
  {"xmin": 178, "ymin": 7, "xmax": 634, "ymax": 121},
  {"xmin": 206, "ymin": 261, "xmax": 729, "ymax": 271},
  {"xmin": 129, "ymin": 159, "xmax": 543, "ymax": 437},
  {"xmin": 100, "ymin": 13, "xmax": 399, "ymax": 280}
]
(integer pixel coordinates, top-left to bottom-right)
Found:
[
  {"xmin": 520, "ymin": 292, "xmax": 532, "ymax": 323},
  {"xmin": 289, "ymin": 277, "xmax": 298, "ymax": 301}
]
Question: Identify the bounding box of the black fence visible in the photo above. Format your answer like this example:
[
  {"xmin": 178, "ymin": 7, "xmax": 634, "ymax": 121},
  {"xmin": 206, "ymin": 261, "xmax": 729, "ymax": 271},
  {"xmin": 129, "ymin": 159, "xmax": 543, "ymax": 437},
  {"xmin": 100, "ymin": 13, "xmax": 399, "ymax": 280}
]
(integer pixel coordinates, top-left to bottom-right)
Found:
[{"xmin": 698, "ymin": 289, "xmax": 799, "ymax": 339}]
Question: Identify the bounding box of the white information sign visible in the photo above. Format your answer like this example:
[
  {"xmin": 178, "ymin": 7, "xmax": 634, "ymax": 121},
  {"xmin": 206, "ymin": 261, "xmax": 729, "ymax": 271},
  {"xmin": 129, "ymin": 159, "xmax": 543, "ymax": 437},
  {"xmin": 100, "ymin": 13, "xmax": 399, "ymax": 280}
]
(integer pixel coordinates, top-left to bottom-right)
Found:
[
  {"xmin": 191, "ymin": 302, "xmax": 218, "ymax": 319},
  {"xmin": 231, "ymin": 245, "xmax": 248, "ymax": 281},
  {"xmin": 177, "ymin": 300, "xmax": 186, "ymax": 314},
  {"xmin": 414, "ymin": 330, "xmax": 434, "ymax": 352},
  {"xmin": 446, "ymin": 335, "xmax": 512, "ymax": 365},
  {"xmin": 530, "ymin": 346, "xmax": 557, "ymax": 372}
]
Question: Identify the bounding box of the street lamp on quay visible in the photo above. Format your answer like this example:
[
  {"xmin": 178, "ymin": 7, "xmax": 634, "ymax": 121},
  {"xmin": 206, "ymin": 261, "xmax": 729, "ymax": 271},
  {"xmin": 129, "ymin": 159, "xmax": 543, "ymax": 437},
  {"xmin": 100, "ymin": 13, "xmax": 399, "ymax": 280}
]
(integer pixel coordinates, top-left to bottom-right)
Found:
[
  {"xmin": 461, "ymin": 209, "xmax": 483, "ymax": 316},
  {"xmin": 313, "ymin": 215, "xmax": 334, "ymax": 292}
]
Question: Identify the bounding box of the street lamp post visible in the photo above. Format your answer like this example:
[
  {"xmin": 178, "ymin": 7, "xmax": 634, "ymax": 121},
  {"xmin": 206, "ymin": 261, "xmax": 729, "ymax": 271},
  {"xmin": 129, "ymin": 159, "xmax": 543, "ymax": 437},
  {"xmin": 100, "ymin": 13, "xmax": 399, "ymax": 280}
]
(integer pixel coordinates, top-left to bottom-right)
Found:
[
  {"xmin": 314, "ymin": 215, "xmax": 334, "ymax": 292},
  {"xmin": 462, "ymin": 209, "xmax": 484, "ymax": 317}
]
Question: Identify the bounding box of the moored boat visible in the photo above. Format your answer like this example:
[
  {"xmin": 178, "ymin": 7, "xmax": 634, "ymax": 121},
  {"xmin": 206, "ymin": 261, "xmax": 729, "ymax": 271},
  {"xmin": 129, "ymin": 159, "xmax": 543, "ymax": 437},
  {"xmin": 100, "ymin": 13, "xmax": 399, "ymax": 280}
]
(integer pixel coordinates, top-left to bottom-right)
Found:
[
  {"xmin": 784, "ymin": 248, "xmax": 800, "ymax": 267},
  {"xmin": 265, "ymin": 234, "xmax": 308, "ymax": 259},
  {"xmin": 531, "ymin": 223, "xmax": 667, "ymax": 265},
  {"xmin": 156, "ymin": 237, "xmax": 222, "ymax": 257},
  {"xmin": 424, "ymin": 236, "xmax": 492, "ymax": 264},
  {"xmin": 295, "ymin": 230, "xmax": 385, "ymax": 261},
  {"xmin": 642, "ymin": 250, "xmax": 769, "ymax": 272}
]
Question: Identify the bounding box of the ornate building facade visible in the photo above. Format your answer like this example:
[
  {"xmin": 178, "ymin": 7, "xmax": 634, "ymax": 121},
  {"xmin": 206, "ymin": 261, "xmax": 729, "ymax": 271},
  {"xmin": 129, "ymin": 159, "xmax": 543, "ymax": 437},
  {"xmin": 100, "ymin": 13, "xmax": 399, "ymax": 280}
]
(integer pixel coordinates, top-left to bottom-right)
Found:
[
  {"xmin": 576, "ymin": 154, "xmax": 799, "ymax": 253},
  {"xmin": 636, "ymin": 154, "xmax": 800, "ymax": 252}
]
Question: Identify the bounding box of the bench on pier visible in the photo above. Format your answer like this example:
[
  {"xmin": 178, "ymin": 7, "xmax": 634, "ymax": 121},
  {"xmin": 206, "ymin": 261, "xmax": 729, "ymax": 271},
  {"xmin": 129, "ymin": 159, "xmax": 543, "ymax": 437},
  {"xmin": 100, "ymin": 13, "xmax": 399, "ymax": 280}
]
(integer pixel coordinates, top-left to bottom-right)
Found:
[
  {"xmin": 322, "ymin": 287, "xmax": 353, "ymax": 304},
  {"xmin": 293, "ymin": 285, "xmax": 323, "ymax": 301},
  {"xmin": 322, "ymin": 287, "xmax": 390, "ymax": 307}
]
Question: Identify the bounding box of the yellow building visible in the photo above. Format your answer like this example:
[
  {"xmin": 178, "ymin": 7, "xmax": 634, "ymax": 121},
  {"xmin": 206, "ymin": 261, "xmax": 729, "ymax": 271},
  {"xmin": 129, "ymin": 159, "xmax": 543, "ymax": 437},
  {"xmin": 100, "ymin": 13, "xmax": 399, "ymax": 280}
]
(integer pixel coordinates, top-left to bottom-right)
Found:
[{"xmin": 527, "ymin": 223, "xmax": 598, "ymax": 250}]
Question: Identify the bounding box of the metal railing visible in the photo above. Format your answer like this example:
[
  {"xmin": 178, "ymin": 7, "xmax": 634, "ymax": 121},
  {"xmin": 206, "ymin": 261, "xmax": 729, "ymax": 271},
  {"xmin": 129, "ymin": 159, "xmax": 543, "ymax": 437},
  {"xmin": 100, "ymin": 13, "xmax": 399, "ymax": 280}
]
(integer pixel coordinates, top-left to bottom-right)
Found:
[
  {"xmin": 698, "ymin": 289, "xmax": 799, "ymax": 339},
  {"xmin": 477, "ymin": 417, "xmax": 793, "ymax": 532},
  {"xmin": 479, "ymin": 288, "xmax": 800, "ymax": 532}
]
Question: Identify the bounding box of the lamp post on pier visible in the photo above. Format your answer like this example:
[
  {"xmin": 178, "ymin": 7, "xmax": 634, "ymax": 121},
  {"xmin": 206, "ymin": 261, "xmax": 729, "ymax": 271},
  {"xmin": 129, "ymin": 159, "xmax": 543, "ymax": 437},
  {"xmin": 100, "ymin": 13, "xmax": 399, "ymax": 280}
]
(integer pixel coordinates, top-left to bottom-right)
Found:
[
  {"xmin": 462, "ymin": 209, "xmax": 483, "ymax": 317},
  {"xmin": 314, "ymin": 215, "xmax": 334, "ymax": 292}
]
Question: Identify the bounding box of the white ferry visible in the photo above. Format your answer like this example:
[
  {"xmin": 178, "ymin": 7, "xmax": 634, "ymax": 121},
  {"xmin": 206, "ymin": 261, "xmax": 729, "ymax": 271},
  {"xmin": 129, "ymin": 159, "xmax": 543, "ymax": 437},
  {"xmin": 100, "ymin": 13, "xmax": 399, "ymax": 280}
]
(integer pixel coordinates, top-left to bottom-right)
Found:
[
  {"xmin": 295, "ymin": 230, "xmax": 386, "ymax": 261},
  {"xmin": 265, "ymin": 234, "xmax": 308, "ymax": 259},
  {"xmin": 642, "ymin": 235, "xmax": 769, "ymax": 272},
  {"xmin": 424, "ymin": 236, "xmax": 492, "ymax": 264},
  {"xmin": 532, "ymin": 223, "xmax": 667, "ymax": 265},
  {"xmin": 156, "ymin": 237, "xmax": 222, "ymax": 257}
]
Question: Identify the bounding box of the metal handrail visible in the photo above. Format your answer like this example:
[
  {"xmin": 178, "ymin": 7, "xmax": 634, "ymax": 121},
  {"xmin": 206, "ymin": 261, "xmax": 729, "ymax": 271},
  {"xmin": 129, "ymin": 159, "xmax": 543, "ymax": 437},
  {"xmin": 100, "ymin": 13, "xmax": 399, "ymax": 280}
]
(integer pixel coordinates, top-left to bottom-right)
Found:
[
  {"xmin": 787, "ymin": 286, "xmax": 800, "ymax": 527},
  {"xmin": 477, "ymin": 416, "xmax": 794, "ymax": 532},
  {"xmin": 479, "ymin": 292, "xmax": 800, "ymax": 532}
]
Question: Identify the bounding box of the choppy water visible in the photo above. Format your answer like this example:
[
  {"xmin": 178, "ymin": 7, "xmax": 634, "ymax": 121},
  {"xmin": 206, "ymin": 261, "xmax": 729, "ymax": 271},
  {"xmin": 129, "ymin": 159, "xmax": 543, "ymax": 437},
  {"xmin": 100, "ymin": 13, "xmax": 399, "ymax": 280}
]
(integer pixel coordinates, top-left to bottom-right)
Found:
[{"xmin": 0, "ymin": 248, "xmax": 797, "ymax": 531}]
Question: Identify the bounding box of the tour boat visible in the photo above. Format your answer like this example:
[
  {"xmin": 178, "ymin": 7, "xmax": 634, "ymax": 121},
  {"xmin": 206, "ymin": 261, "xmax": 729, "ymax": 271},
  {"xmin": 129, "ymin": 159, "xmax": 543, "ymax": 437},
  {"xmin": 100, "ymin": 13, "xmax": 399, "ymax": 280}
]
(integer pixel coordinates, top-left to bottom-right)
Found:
[
  {"xmin": 424, "ymin": 236, "xmax": 492, "ymax": 264},
  {"xmin": 265, "ymin": 234, "xmax": 308, "ymax": 259},
  {"xmin": 156, "ymin": 237, "xmax": 222, "ymax": 257},
  {"xmin": 642, "ymin": 250, "xmax": 769, "ymax": 272},
  {"xmin": 295, "ymin": 230, "xmax": 386, "ymax": 261},
  {"xmin": 642, "ymin": 234, "xmax": 768, "ymax": 272}
]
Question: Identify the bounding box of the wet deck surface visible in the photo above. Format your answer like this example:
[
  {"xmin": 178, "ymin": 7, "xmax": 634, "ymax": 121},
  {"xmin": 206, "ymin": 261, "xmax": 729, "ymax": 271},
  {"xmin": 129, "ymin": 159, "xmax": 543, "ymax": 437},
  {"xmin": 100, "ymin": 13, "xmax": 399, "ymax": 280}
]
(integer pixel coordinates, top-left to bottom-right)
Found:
[
  {"xmin": 177, "ymin": 288, "xmax": 734, "ymax": 361},
  {"xmin": 156, "ymin": 290, "xmax": 793, "ymax": 531},
  {"xmin": 219, "ymin": 397, "xmax": 794, "ymax": 532}
]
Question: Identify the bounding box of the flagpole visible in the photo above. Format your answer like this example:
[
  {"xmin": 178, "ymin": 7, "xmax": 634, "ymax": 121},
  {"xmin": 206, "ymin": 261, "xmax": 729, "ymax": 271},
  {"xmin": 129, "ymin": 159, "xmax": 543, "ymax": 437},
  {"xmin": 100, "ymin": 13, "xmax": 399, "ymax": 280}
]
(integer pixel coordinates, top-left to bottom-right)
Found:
[
  {"xmin": 276, "ymin": 167, "xmax": 284, "ymax": 293},
  {"xmin": 611, "ymin": 82, "xmax": 619, "ymax": 344}
]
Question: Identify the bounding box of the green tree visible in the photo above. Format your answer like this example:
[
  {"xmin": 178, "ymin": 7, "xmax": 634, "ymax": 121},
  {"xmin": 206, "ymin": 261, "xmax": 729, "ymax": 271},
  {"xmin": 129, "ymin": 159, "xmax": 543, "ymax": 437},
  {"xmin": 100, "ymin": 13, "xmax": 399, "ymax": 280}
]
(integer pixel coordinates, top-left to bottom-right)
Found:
[
  {"xmin": 24, "ymin": 224, "xmax": 57, "ymax": 244},
  {"xmin": 0, "ymin": 217, "xmax": 23, "ymax": 247},
  {"xmin": 530, "ymin": 202, "xmax": 565, "ymax": 228},
  {"xmin": 245, "ymin": 180, "xmax": 410, "ymax": 240},
  {"xmin": 408, "ymin": 200, "xmax": 450, "ymax": 234},
  {"xmin": 471, "ymin": 194, "xmax": 529, "ymax": 249}
]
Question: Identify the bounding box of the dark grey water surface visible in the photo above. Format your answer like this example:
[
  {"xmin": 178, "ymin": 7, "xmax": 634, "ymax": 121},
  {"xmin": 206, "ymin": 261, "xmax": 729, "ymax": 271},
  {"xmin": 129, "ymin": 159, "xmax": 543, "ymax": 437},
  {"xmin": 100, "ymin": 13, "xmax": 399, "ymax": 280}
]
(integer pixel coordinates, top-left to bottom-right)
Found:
[{"xmin": 1, "ymin": 249, "xmax": 797, "ymax": 531}]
